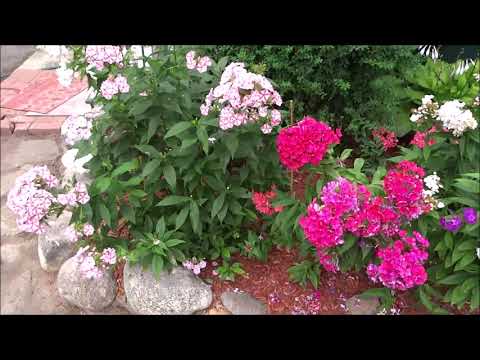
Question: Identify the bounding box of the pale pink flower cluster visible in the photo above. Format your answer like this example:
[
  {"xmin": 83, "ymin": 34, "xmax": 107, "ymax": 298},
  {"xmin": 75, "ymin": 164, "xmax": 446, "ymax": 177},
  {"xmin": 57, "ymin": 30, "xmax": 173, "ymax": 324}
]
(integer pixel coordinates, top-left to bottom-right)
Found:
[
  {"xmin": 85, "ymin": 45, "xmax": 123, "ymax": 71},
  {"xmin": 57, "ymin": 182, "xmax": 90, "ymax": 208},
  {"xmin": 182, "ymin": 258, "xmax": 207, "ymax": 275},
  {"xmin": 100, "ymin": 75, "xmax": 130, "ymax": 100},
  {"xmin": 6, "ymin": 166, "xmax": 59, "ymax": 234},
  {"xmin": 64, "ymin": 222, "xmax": 95, "ymax": 243},
  {"xmin": 74, "ymin": 246, "xmax": 117, "ymax": 280},
  {"xmin": 200, "ymin": 62, "xmax": 282, "ymax": 133},
  {"xmin": 61, "ymin": 115, "xmax": 93, "ymax": 146},
  {"xmin": 185, "ymin": 51, "xmax": 212, "ymax": 73}
]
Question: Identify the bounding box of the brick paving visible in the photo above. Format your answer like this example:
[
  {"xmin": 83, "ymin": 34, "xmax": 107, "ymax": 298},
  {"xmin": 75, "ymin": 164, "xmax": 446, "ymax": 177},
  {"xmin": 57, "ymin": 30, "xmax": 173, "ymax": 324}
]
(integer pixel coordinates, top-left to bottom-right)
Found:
[{"xmin": 0, "ymin": 54, "xmax": 88, "ymax": 135}]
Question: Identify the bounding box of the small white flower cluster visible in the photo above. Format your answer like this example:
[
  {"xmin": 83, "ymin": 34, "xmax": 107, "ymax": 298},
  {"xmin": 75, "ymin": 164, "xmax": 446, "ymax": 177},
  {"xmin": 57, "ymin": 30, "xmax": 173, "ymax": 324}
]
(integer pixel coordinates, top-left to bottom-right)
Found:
[
  {"xmin": 61, "ymin": 115, "xmax": 93, "ymax": 146},
  {"xmin": 377, "ymin": 307, "xmax": 401, "ymax": 315},
  {"xmin": 418, "ymin": 45, "xmax": 439, "ymax": 60},
  {"xmin": 437, "ymin": 100, "xmax": 478, "ymax": 137},
  {"xmin": 474, "ymin": 96, "xmax": 480, "ymax": 107},
  {"xmin": 477, "ymin": 248, "xmax": 480, "ymax": 260},
  {"xmin": 423, "ymin": 172, "xmax": 444, "ymax": 209},
  {"xmin": 410, "ymin": 95, "xmax": 438, "ymax": 123}
]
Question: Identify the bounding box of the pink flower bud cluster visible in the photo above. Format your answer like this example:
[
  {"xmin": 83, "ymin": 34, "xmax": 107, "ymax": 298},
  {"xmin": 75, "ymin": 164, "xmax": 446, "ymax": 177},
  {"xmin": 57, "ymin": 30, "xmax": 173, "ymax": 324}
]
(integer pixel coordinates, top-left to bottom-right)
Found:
[
  {"xmin": 61, "ymin": 115, "xmax": 93, "ymax": 146},
  {"xmin": 200, "ymin": 62, "xmax": 282, "ymax": 133},
  {"xmin": 85, "ymin": 45, "xmax": 123, "ymax": 71},
  {"xmin": 410, "ymin": 126, "xmax": 437, "ymax": 149},
  {"xmin": 57, "ymin": 182, "xmax": 90, "ymax": 208},
  {"xmin": 251, "ymin": 186, "xmax": 284, "ymax": 216},
  {"xmin": 276, "ymin": 117, "xmax": 342, "ymax": 170},
  {"xmin": 6, "ymin": 166, "xmax": 60, "ymax": 234},
  {"xmin": 372, "ymin": 128, "xmax": 398, "ymax": 151},
  {"xmin": 367, "ymin": 230, "xmax": 429, "ymax": 291},
  {"xmin": 185, "ymin": 51, "xmax": 212, "ymax": 73},
  {"xmin": 74, "ymin": 246, "xmax": 117, "ymax": 280},
  {"xmin": 100, "ymin": 75, "xmax": 130, "ymax": 100},
  {"xmin": 182, "ymin": 258, "xmax": 207, "ymax": 275}
]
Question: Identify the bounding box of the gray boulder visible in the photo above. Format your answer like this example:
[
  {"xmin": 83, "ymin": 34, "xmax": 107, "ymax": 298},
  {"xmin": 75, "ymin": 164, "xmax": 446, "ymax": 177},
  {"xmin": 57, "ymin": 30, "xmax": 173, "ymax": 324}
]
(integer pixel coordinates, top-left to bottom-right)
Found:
[
  {"xmin": 38, "ymin": 211, "xmax": 76, "ymax": 272},
  {"xmin": 123, "ymin": 261, "xmax": 212, "ymax": 315},
  {"xmin": 220, "ymin": 291, "xmax": 267, "ymax": 315},
  {"xmin": 57, "ymin": 256, "xmax": 116, "ymax": 311},
  {"xmin": 345, "ymin": 295, "xmax": 380, "ymax": 315}
]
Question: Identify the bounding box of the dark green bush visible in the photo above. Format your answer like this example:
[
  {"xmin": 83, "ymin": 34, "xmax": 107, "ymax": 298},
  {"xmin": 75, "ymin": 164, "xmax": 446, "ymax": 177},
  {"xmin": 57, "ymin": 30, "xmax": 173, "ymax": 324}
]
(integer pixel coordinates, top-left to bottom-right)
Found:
[{"xmin": 202, "ymin": 45, "xmax": 425, "ymax": 164}]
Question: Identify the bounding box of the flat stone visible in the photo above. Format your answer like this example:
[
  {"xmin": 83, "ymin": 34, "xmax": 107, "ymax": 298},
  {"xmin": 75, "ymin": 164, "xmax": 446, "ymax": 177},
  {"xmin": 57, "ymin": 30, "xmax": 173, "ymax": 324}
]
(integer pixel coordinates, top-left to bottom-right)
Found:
[
  {"xmin": 345, "ymin": 295, "xmax": 380, "ymax": 315},
  {"xmin": 10, "ymin": 139, "xmax": 59, "ymax": 168},
  {"xmin": 38, "ymin": 211, "xmax": 76, "ymax": 272},
  {"xmin": 123, "ymin": 262, "xmax": 213, "ymax": 315},
  {"xmin": 220, "ymin": 291, "xmax": 268, "ymax": 315},
  {"xmin": 57, "ymin": 256, "xmax": 117, "ymax": 312},
  {"xmin": 0, "ymin": 270, "xmax": 33, "ymax": 314}
]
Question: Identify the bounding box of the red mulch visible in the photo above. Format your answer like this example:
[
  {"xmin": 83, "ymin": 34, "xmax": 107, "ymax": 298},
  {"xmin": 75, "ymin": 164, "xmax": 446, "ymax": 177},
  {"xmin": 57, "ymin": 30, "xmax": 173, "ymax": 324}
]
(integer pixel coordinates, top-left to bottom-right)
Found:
[{"xmin": 197, "ymin": 246, "xmax": 431, "ymax": 315}]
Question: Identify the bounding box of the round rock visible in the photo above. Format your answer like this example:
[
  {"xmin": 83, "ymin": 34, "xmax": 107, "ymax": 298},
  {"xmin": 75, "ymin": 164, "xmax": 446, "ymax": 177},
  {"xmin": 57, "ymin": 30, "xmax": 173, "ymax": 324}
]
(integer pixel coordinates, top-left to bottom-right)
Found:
[
  {"xmin": 123, "ymin": 261, "xmax": 212, "ymax": 315},
  {"xmin": 345, "ymin": 295, "xmax": 380, "ymax": 315},
  {"xmin": 220, "ymin": 291, "xmax": 267, "ymax": 315},
  {"xmin": 38, "ymin": 211, "xmax": 76, "ymax": 272},
  {"xmin": 57, "ymin": 256, "xmax": 116, "ymax": 312}
]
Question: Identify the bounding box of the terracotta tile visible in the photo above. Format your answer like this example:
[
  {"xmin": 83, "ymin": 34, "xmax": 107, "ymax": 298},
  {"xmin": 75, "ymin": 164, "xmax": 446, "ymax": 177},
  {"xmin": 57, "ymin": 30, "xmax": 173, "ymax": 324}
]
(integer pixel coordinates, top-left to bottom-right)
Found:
[{"xmin": 0, "ymin": 69, "xmax": 41, "ymax": 90}]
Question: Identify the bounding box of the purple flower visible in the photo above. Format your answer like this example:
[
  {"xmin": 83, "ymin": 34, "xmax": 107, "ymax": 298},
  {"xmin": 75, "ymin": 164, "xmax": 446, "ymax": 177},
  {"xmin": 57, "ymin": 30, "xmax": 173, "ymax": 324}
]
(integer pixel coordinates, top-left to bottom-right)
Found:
[
  {"xmin": 463, "ymin": 208, "xmax": 477, "ymax": 225},
  {"xmin": 440, "ymin": 215, "xmax": 463, "ymax": 232}
]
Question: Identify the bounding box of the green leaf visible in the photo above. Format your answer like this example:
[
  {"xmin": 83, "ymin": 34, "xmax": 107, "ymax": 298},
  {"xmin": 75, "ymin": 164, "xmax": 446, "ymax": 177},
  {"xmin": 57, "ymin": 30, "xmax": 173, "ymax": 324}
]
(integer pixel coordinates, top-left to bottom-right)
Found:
[
  {"xmin": 358, "ymin": 288, "xmax": 390, "ymax": 299},
  {"xmin": 340, "ymin": 149, "xmax": 352, "ymax": 161},
  {"xmin": 454, "ymin": 253, "xmax": 477, "ymax": 271},
  {"xmin": 423, "ymin": 146, "xmax": 431, "ymax": 161},
  {"xmin": 163, "ymin": 165, "xmax": 176, "ymax": 190},
  {"xmin": 437, "ymin": 272, "xmax": 472, "ymax": 285},
  {"xmin": 471, "ymin": 285, "xmax": 480, "ymax": 310},
  {"xmin": 190, "ymin": 201, "xmax": 201, "ymax": 235},
  {"xmin": 353, "ymin": 158, "xmax": 365, "ymax": 172},
  {"xmin": 200, "ymin": 117, "xmax": 219, "ymax": 127},
  {"xmin": 337, "ymin": 234, "xmax": 357, "ymax": 255},
  {"xmin": 451, "ymin": 285, "xmax": 466, "ymax": 305},
  {"xmin": 111, "ymin": 159, "xmax": 139, "ymax": 178},
  {"xmin": 152, "ymin": 255, "xmax": 164, "ymax": 277},
  {"xmin": 156, "ymin": 195, "xmax": 191, "ymax": 206},
  {"xmin": 196, "ymin": 126, "xmax": 209, "ymax": 155},
  {"xmin": 155, "ymin": 217, "xmax": 166, "ymax": 236},
  {"xmin": 211, "ymin": 192, "xmax": 226, "ymax": 219},
  {"xmin": 180, "ymin": 137, "xmax": 198, "ymax": 151},
  {"xmin": 164, "ymin": 121, "xmax": 192, "ymax": 139},
  {"xmin": 444, "ymin": 232, "xmax": 453, "ymax": 250},
  {"xmin": 95, "ymin": 177, "xmax": 111, "ymax": 193},
  {"xmin": 457, "ymin": 240, "xmax": 478, "ymax": 251},
  {"xmin": 165, "ymin": 239, "xmax": 185, "ymax": 247},
  {"xmin": 142, "ymin": 159, "xmax": 162, "ymax": 177},
  {"xmin": 270, "ymin": 197, "xmax": 298, "ymax": 207},
  {"xmin": 146, "ymin": 118, "xmax": 162, "ymax": 142},
  {"xmin": 372, "ymin": 167, "xmax": 386, "ymax": 183},
  {"xmin": 129, "ymin": 189, "xmax": 147, "ymax": 198},
  {"xmin": 135, "ymin": 145, "xmax": 162, "ymax": 158},
  {"xmin": 121, "ymin": 205, "xmax": 136, "ymax": 224},
  {"xmin": 130, "ymin": 99, "xmax": 153, "ymax": 116},
  {"xmin": 120, "ymin": 176, "xmax": 143, "ymax": 187},
  {"xmin": 175, "ymin": 206, "xmax": 190, "ymax": 230},
  {"xmin": 224, "ymin": 134, "xmax": 239, "ymax": 159},
  {"xmin": 442, "ymin": 196, "xmax": 479, "ymax": 208},
  {"xmin": 98, "ymin": 202, "xmax": 111, "ymax": 227},
  {"xmin": 418, "ymin": 286, "xmax": 434, "ymax": 311},
  {"xmin": 453, "ymin": 179, "xmax": 480, "ymax": 194},
  {"xmin": 218, "ymin": 202, "xmax": 229, "ymax": 222}
]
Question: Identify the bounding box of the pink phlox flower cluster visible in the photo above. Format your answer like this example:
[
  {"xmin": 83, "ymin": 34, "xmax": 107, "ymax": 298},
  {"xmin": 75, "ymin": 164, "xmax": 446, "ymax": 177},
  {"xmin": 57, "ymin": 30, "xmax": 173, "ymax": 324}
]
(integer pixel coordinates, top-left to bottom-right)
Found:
[
  {"xmin": 372, "ymin": 128, "xmax": 398, "ymax": 150},
  {"xmin": 85, "ymin": 45, "xmax": 123, "ymax": 71},
  {"xmin": 6, "ymin": 166, "xmax": 59, "ymax": 234},
  {"xmin": 251, "ymin": 186, "xmax": 283, "ymax": 216},
  {"xmin": 74, "ymin": 246, "xmax": 116, "ymax": 280},
  {"xmin": 384, "ymin": 161, "xmax": 430, "ymax": 220},
  {"xmin": 182, "ymin": 258, "xmax": 207, "ymax": 275},
  {"xmin": 57, "ymin": 182, "xmax": 90, "ymax": 208},
  {"xmin": 200, "ymin": 62, "xmax": 282, "ymax": 133},
  {"xmin": 61, "ymin": 115, "xmax": 93, "ymax": 146},
  {"xmin": 100, "ymin": 247, "xmax": 117, "ymax": 265},
  {"xmin": 185, "ymin": 50, "xmax": 212, "ymax": 73},
  {"xmin": 64, "ymin": 224, "xmax": 81, "ymax": 242},
  {"xmin": 317, "ymin": 251, "xmax": 340, "ymax": 273},
  {"xmin": 276, "ymin": 117, "xmax": 342, "ymax": 170},
  {"xmin": 100, "ymin": 75, "xmax": 130, "ymax": 100},
  {"xmin": 367, "ymin": 230, "xmax": 429, "ymax": 291},
  {"xmin": 83, "ymin": 223, "xmax": 95, "ymax": 237},
  {"xmin": 410, "ymin": 127, "xmax": 437, "ymax": 149}
]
